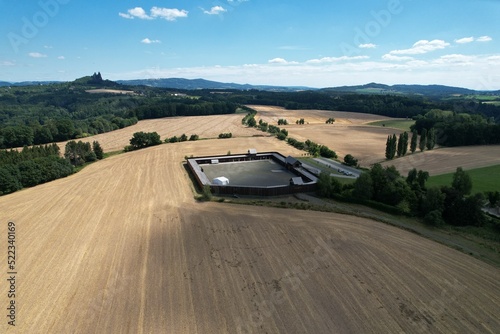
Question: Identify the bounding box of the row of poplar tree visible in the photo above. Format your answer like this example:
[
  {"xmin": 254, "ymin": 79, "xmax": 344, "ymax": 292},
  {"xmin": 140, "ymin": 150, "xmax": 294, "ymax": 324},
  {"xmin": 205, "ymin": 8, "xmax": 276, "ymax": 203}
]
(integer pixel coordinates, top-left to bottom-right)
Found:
[{"xmin": 386, "ymin": 128, "xmax": 437, "ymax": 160}]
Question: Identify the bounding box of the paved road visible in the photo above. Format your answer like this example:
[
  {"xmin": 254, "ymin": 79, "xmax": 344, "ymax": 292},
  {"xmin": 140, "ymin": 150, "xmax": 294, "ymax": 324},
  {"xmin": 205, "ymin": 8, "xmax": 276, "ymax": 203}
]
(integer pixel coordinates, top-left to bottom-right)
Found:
[{"xmin": 313, "ymin": 157, "xmax": 360, "ymax": 179}]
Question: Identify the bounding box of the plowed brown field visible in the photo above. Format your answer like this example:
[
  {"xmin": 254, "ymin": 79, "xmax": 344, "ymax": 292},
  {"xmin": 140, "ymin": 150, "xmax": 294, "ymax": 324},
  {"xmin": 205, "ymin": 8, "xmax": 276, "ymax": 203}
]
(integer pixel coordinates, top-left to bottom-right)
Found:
[{"xmin": 1, "ymin": 136, "xmax": 499, "ymax": 333}]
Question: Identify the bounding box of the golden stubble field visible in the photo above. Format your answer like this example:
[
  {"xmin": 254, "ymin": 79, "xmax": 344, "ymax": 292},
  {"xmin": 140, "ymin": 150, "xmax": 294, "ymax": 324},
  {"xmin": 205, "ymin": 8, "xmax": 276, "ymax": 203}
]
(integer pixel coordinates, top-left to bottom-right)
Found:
[
  {"xmin": 249, "ymin": 105, "xmax": 405, "ymax": 166},
  {"xmin": 1, "ymin": 133, "xmax": 499, "ymax": 333},
  {"xmin": 250, "ymin": 105, "xmax": 500, "ymax": 174},
  {"xmin": 56, "ymin": 113, "xmax": 258, "ymax": 153}
]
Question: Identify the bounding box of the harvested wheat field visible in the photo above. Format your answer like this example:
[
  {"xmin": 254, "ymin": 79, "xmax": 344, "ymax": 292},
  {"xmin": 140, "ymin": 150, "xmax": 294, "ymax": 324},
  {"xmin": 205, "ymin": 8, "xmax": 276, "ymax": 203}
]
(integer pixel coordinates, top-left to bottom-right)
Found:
[
  {"xmin": 249, "ymin": 105, "xmax": 405, "ymax": 166},
  {"xmin": 381, "ymin": 145, "xmax": 500, "ymax": 176},
  {"xmin": 56, "ymin": 114, "xmax": 260, "ymax": 153},
  {"xmin": 1, "ymin": 137, "xmax": 499, "ymax": 333},
  {"xmin": 248, "ymin": 105, "xmax": 395, "ymax": 125}
]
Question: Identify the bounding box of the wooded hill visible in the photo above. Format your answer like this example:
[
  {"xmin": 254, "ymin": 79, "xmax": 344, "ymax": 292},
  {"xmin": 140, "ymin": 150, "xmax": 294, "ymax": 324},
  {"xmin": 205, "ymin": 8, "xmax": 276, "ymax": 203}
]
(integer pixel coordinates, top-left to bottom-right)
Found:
[{"xmin": 0, "ymin": 74, "xmax": 237, "ymax": 148}]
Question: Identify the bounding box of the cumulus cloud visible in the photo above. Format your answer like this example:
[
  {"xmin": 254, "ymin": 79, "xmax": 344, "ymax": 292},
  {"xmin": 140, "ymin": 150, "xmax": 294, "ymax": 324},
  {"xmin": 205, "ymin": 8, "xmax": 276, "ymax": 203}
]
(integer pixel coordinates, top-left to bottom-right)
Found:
[
  {"xmin": 151, "ymin": 7, "xmax": 188, "ymax": 21},
  {"xmin": 455, "ymin": 36, "xmax": 492, "ymax": 44},
  {"xmin": 436, "ymin": 54, "xmax": 476, "ymax": 64},
  {"xmin": 359, "ymin": 43, "xmax": 377, "ymax": 49},
  {"xmin": 477, "ymin": 36, "xmax": 492, "ymax": 42},
  {"xmin": 203, "ymin": 6, "xmax": 227, "ymax": 15},
  {"xmin": 390, "ymin": 39, "xmax": 450, "ymax": 55},
  {"xmin": 119, "ymin": 7, "xmax": 188, "ymax": 21},
  {"xmin": 119, "ymin": 7, "xmax": 151, "ymax": 20},
  {"xmin": 455, "ymin": 37, "xmax": 474, "ymax": 44},
  {"xmin": 268, "ymin": 58, "xmax": 298, "ymax": 65},
  {"xmin": 57, "ymin": 56, "xmax": 65, "ymax": 60},
  {"xmin": 29, "ymin": 52, "xmax": 47, "ymax": 58},
  {"xmin": 1, "ymin": 60, "xmax": 15, "ymax": 66},
  {"xmin": 141, "ymin": 38, "xmax": 161, "ymax": 44}
]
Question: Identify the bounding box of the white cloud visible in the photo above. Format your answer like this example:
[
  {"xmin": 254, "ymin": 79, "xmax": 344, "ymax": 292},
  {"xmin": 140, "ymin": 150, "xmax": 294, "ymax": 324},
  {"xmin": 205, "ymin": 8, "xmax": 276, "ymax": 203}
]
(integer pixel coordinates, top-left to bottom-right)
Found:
[
  {"xmin": 455, "ymin": 36, "xmax": 492, "ymax": 44},
  {"xmin": 268, "ymin": 58, "xmax": 298, "ymax": 65},
  {"xmin": 204, "ymin": 6, "xmax": 227, "ymax": 15},
  {"xmin": 151, "ymin": 7, "xmax": 188, "ymax": 21},
  {"xmin": 29, "ymin": 52, "xmax": 47, "ymax": 58},
  {"xmin": 141, "ymin": 38, "xmax": 161, "ymax": 44},
  {"xmin": 109, "ymin": 52, "xmax": 500, "ymax": 90},
  {"xmin": 119, "ymin": 7, "xmax": 151, "ymax": 20},
  {"xmin": 382, "ymin": 54, "xmax": 413, "ymax": 61},
  {"xmin": 306, "ymin": 56, "xmax": 369, "ymax": 64},
  {"xmin": 487, "ymin": 56, "xmax": 500, "ymax": 61},
  {"xmin": 57, "ymin": 56, "xmax": 65, "ymax": 60},
  {"xmin": 1, "ymin": 61, "xmax": 15, "ymax": 66},
  {"xmin": 390, "ymin": 39, "xmax": 450, "ymax": 55},
  {"xmin": 44, "ymin": 45, "xmax": 53, "ymax": 49},
  {"xmin": 436, "ymin": 54, "xmax": 476, "ymax": 65},
  {"xmin": 119, "ymin": 7, "xmax": 188, "ymax": 21},
  {"xmin": 477, "ymin": 36, "xmax": 492, "ymax": 42},
  {"xmin": 455, "ymin": 37, "xmax": 474, "ymax": 44},
  {"xmin": 359, "ymin": 43, "xmax": 377, "ymax": 49}
]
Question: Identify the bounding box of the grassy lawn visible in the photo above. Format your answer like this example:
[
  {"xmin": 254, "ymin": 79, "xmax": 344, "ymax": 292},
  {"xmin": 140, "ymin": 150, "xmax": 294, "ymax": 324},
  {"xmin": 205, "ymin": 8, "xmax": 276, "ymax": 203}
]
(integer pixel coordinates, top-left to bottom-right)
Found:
[
  {"xmin": 367, "ymin": 119, "xmax": 415, "ymax": 132},
  {"xmin": 427, "ymin": 164, "xmax": 500, "ymax": 194}
]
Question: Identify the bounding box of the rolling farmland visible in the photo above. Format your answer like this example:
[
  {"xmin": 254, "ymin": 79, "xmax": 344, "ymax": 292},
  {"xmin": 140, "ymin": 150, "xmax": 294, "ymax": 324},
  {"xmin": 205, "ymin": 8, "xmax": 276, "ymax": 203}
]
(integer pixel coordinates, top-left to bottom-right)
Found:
[{"xmin": 1, "ymin": 132, "xmax": 499, "ymax": 333}]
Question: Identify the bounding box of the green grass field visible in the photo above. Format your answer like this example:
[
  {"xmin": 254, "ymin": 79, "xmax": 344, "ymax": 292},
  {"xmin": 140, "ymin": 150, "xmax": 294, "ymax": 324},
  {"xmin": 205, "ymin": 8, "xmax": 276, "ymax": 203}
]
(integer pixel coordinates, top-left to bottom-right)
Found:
[
  {"xmin": 427, "ymin": 164, "xmax": 500, "ymax": 194},
  {"xmin": 367, "ymin": 119, "xmax": 415, "ymax": 132}
]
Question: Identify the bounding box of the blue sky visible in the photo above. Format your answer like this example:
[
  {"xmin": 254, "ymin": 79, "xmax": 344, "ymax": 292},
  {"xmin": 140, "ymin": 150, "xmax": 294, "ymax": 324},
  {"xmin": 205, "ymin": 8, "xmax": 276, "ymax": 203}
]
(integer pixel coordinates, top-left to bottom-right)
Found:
[{"xmin": 1, "ymin": 0, "xmax": 499, "ymax": 89}]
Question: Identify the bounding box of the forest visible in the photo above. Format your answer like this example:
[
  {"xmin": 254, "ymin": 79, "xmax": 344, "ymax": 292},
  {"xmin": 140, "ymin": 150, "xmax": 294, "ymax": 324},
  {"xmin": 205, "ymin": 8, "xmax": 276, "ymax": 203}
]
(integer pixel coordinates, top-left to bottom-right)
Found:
[{"xmin": 0, "ymin": 75, "xmax": 237, "ymax": 149}]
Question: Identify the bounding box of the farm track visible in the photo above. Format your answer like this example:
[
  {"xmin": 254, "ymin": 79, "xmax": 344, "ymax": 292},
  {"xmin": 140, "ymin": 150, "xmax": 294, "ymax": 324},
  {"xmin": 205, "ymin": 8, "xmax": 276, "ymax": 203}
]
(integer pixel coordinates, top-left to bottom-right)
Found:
[{"xmin": 1, "ymin": 110, "xmax": 499, "ymax": 333}]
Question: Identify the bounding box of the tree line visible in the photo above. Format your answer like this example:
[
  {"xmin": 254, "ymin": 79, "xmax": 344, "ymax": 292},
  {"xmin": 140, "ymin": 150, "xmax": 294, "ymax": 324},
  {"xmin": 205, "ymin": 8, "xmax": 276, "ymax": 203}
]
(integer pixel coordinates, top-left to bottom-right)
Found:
[
  {"xmin": 412, "ymin": 109, "xmax": 500, "ymax": 147},
  {"xmin": 385, "ymin": 129, "xmax": 437, "ymax": 160},
  {"xmin": 318, "ymin": 164, "xmax": 494, "ymax": 228},
  {"xmin": 0, "ymin": 144, "xmax": 73, "ymax": 195}
]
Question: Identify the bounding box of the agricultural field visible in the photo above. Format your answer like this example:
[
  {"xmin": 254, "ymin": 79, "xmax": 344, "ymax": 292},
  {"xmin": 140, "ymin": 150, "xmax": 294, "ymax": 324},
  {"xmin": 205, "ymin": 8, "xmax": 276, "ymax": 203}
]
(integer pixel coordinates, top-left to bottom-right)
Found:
[
  {"xmin": 427, "ymin": 164, "xmax": 500, "ymax": 193},
  {"xmin": 380, "ymin": 145, "xmax": 500, "ymax": 177},
  {"xmin": 250, "ymin": 105, "xmax": 404, "ymax": 166},
  {"xmin": 55, "ymin": 113, "xmax": 260, "ymax": 153},
  {"xmin": 1, "ymin": 136, "xmax": 499, "ymax": 333}
]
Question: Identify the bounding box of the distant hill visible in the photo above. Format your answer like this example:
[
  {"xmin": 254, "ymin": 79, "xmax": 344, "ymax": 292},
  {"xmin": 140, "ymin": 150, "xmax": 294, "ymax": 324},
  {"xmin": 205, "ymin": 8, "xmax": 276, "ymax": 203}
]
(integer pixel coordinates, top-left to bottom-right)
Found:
[
  {"xmin": 2, "ymin": 77, "xmax": 500, "ymax": 96},
  {"xmin": 116, "ymin": 78, "xmax": 312, "ymax": 92},
  {"xmin": 321, "ymin": 83, "xmax": 500, "ymax": 97},
  {"xmin": 0, "ymin": 81, "xmax": 60, "ymax": 87}
]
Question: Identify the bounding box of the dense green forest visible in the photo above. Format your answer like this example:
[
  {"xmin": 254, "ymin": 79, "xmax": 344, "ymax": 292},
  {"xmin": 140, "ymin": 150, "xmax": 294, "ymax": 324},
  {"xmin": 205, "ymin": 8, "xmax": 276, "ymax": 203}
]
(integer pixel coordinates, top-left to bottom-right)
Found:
[
  {"xmin": 0, "ymin": 144, "xmax": 73, "ymax": 195},
  {"xmin": 0, "ymin": 75, "xmax": 237, "ymax": 148}
]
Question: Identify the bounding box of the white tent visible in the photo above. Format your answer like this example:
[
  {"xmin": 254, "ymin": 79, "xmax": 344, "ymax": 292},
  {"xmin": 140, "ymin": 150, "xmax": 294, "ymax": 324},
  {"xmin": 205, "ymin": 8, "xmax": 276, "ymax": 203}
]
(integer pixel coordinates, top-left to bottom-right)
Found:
[{"xmin": 213, "ymin": 177, "xmax": 229, "ymax": 185}]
